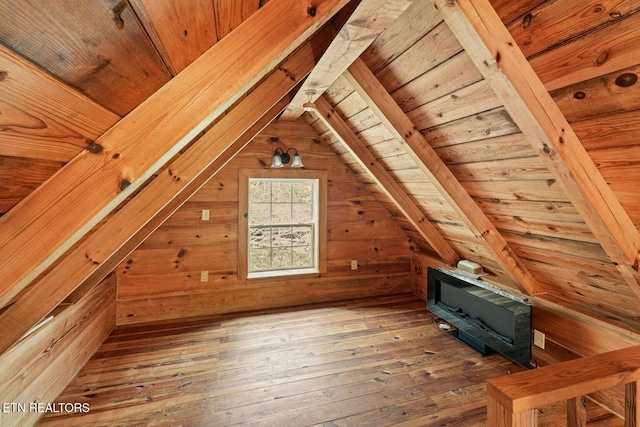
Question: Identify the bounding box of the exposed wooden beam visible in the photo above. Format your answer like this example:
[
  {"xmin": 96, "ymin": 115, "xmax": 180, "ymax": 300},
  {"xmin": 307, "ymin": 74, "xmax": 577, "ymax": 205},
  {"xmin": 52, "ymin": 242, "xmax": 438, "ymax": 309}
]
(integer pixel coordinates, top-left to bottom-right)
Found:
[
  {"xmin": 0, "ymin": 45, "xmax": 119, "ymax": 162},
  {"xmin": 0, "ymin": 0, "xmax": 349, "ymax": 310},
  {"xmin": 433, "ymin": 0, "xmax": 640, "ymax": 299},
  {"xmin": 0, "ymin": 29, "xmax": 325, "ymax": 354},
  {"xmin": 313, "ymin": 96, "xmax": 459, "ymax": 267},
  {"xmin": 279, "ymin": 0, "xmax": 413, "ymax": 121},
  {"xmin": 344, "ymin": 58, "xmax": 543, "ymax": 296}
]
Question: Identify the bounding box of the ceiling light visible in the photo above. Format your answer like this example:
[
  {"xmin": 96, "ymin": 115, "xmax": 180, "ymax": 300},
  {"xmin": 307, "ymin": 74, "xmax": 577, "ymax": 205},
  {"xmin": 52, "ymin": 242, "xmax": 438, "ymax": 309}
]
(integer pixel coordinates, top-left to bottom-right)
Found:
[{"xmin": 302, "ymin": 89, "xmax": 317, "ymax": 112}]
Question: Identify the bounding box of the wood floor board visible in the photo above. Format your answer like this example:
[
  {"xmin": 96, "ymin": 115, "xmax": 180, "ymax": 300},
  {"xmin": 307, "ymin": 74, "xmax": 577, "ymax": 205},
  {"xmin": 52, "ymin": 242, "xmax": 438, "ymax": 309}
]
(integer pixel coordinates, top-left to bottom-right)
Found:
[{"xmin": 39, "ymin": 294, "xmax": 622, "ymax": 426}]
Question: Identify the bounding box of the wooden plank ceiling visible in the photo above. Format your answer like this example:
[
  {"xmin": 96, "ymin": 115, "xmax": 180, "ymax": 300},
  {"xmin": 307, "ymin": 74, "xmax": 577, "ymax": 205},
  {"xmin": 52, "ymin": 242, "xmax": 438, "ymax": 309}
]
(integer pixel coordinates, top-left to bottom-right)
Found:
[
  {"xmin": 1, "ymin": 0, "xmax": 640, "ymax": 347},
  {"xmin": 300, "ymin": 0, "xmax": 640, "ymax": 325}
]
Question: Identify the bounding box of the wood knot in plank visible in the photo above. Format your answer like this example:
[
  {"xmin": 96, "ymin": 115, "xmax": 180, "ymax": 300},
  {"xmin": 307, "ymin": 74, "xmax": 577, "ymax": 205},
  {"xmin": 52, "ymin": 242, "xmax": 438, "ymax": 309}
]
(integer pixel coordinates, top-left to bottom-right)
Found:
[
  {"xmin": 542, "ymin": 143, "xmax": 551, "ymax": 154},
  {"xmin": 112, "ymin": 1, "xmax": 127, "ymax": 29},
  {"xmin": 120, "ymin": 179, "xmax": 131, "ymax": 191},
  {"xmin": 522, "ymin": 13, "xmax": 532, "ymax": 29},
  {"xmin": 0, "ymin": 71, "xmax": 7, "ymax": 81},
  {"xmin": 87, "ymin": 142, "xmax": 103, "ymax": 153},
  {"xmin": 615, "ymin": 73, "xmax": 637, "ymax": 87},
  {"xmin": 93, "ymin": 55, "xmax": 111, "ymax": 75},
  {"xmin": 595, "ymin": 50, "xmax": 609, "ymax": 66},
  {"xmin": 307, "ymin": 6, "xmax": 316, "ymax": 17}
]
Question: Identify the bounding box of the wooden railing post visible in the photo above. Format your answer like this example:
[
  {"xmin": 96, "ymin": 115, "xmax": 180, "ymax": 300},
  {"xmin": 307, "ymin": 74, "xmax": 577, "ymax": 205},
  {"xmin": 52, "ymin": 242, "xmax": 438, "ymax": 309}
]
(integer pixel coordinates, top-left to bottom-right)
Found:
[
  {"xmin": 567, "ymin": 396, "xmax": 587, "ymax": 427},
  {"xmin": 488, "ymin": 394, "xmax": 537, "ymax": 427},
  {"xmin": 627, "ymin": 380, "xmax": 640, "ymax": 427}
]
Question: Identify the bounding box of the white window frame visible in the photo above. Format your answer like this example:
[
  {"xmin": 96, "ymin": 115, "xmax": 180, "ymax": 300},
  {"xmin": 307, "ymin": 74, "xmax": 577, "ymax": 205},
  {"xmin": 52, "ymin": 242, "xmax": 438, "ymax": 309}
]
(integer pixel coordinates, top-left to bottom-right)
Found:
[{"xmin": 239, "ymin": 169, "xmax": 327, "ymax": 280}]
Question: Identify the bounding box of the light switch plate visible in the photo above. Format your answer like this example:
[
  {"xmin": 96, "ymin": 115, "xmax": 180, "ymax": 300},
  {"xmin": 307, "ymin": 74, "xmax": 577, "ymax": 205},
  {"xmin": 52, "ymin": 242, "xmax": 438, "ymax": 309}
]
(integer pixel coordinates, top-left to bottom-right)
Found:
[{"xmin": 201, "ymin": 210, "xmax": 210, "ymax": 221}]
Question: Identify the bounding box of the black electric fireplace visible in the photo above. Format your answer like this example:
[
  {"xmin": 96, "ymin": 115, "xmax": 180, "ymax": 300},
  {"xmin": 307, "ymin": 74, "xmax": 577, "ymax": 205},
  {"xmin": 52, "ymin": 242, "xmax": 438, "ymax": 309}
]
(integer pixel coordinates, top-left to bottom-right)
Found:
[{"xmin": 426, "ymin": 268, "xmax": 532, "ymax": 368}]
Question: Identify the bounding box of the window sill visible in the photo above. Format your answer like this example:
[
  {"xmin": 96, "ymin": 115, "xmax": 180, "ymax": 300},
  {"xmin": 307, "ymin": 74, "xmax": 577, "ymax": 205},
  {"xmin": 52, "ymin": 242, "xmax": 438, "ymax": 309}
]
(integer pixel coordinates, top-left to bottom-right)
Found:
[{"xmin": 247, "ymin": 268, "xmax": 319, "ymax": 280}]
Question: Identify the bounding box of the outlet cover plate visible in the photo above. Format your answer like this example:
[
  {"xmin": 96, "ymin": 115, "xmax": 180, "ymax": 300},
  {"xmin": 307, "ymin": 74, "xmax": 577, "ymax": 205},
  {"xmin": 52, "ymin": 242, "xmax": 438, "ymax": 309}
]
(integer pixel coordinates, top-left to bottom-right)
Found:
[{"xmin": 533, "ymin": 329, "xmax": 545, "ymax": 349}]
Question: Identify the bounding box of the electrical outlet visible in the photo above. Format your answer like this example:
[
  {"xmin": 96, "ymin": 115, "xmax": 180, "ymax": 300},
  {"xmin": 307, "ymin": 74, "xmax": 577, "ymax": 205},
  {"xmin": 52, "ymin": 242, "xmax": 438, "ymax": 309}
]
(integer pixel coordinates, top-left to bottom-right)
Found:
[
  {"xmin": 200, "ymin": 270, "xmax": 209, "ymax": 282},
  {"xmin": 533, "ymin": 329, "xmax": 545, "ymax": 349},
  {"xmin": 201, "ymin": 209, "xmax": 210, "ymax": 221},
  {"xmin": 351, "ymin": 260, "xmax": 358, "ymax": 270}
]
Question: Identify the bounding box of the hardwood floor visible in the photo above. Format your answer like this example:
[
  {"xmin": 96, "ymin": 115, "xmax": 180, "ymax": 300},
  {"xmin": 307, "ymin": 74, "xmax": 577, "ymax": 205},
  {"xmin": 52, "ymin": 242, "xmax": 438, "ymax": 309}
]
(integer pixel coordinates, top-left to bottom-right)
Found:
[{"xmin": 39, "ymin": 294, "xmax": 622, "ymax": 426}]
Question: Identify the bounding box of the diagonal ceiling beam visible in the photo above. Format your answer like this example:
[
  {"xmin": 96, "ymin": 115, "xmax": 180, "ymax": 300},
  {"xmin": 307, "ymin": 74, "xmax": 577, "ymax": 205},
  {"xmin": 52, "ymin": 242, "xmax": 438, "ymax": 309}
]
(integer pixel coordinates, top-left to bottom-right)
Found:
[
  {"xmin": 279, "ymin": 0, "xmax": 414, "ymax": 121},
  {"xmin": 0, "ymin": 0, "xmax": 349, "ymax": 310},
  {"xmin": 433, "ymin": 0, "xmax": 640, "ymax": 299},
  {"xmin": 0, "ymin": 34, "xmax": 320, "ymax": 353},
  {"xmin": 314, "ymin": 96, "xmax": 459, "ymax": 266},
  {"xmin": 344, "ymin": 57, "xmax": 543, "ymax": 296}
]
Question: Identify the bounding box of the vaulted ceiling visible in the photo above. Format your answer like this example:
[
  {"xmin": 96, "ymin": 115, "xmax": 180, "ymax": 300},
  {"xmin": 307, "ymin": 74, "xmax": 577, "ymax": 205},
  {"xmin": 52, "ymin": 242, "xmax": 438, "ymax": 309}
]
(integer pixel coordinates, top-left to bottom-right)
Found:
[{"xmin": 1, "ymin": 0, "xmax": 640, "ymax": 353}]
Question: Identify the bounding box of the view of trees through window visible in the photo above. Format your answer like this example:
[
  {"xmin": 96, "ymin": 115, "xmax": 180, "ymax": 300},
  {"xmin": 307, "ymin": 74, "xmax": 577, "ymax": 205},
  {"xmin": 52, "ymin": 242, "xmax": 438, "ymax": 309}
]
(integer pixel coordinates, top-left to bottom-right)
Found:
[{"xmin": 248, "ymin": 179, "xmax": 316, "ymax": 273}]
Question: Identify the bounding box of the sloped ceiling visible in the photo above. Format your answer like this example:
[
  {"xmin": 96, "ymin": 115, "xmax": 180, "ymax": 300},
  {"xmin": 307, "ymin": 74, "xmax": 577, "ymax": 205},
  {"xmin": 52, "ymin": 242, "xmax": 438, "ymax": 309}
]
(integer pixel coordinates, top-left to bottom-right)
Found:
[
  {"xmin": 300, "ymin": 0, "xmax": 640, "ymax": 329},
  {"xmin": 1, "ymin": 0, "xmax": 640, "ymax": 351}
]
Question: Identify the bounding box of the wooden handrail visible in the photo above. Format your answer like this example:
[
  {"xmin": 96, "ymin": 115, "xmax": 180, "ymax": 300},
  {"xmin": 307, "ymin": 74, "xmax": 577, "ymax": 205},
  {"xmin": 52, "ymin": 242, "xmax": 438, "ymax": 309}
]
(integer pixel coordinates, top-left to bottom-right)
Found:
[{"xmin": 486, "ymin": 345, "xmax": 640, "ymax": 426}]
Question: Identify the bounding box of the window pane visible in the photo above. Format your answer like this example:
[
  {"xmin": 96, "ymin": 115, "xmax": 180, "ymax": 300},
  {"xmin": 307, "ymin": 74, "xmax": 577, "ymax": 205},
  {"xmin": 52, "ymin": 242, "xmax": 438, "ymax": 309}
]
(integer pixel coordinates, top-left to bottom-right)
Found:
[
  {"xmin": 292, "ymin": 203, "xmax": 312, "ymax": 223},
  {"xmin": 249, "ymin": 202, "xmax": 270, "ymax": 224},
  {"xmin": 271, "ymin": 182, "xmax": 291, "ymax": 202},
  {"xmin": 292, "ymin": 182, "xmax": 312, "ymax": 203},
  {"xmin": 249, "ymin": 248, "xmax": 271, "ymax": 271},
  {"xmin": 249, "ymin": 227, "xmax": 270, "ymax": 248},
  {"xmin": 271, "ymin": 226, "xmax": 292, "ymax": 248},
  {"xmin": 271, "ymin": 203, "xmax": 292, "ymax": 224},
  {"xmin": 272, "ymin": 247, "xmax": 292, "ymax": 269},
  {"xmin": 249, "ymin": 181, "xmax": 271, "ymax": 203},
  {"xmin": 292, "ymin": 246, "xmax": 312, "ymax": 267},
  {"xmin": 292, "ymin": 226, "xmax": 312, "ymax": 246}
]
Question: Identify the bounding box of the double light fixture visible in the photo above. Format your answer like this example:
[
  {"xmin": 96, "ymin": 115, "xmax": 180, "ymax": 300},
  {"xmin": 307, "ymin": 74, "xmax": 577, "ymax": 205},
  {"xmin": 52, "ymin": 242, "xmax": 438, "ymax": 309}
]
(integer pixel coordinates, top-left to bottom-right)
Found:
[{"xmin": 271, "ymin": 147, "xmax": 304, "ymax": 168}]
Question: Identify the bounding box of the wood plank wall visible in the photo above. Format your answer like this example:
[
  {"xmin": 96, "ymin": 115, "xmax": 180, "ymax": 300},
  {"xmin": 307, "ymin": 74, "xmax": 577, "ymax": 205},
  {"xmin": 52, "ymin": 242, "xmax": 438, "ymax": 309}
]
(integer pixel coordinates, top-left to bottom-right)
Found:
[
  {"xmin": 0, "ymin": 274, "xmax": 116, "ymax": 427},
  {"xmin": 116, "ymin": 121, "xmax": 413, "ymax": 326}
]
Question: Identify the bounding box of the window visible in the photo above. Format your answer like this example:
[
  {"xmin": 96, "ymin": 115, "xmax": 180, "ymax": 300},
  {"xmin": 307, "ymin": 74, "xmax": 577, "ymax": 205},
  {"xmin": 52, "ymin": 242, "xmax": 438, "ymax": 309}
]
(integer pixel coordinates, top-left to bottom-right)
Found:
[{"xmin": 239, "ymin": 169, "xmax": 326, "ymax": 279}]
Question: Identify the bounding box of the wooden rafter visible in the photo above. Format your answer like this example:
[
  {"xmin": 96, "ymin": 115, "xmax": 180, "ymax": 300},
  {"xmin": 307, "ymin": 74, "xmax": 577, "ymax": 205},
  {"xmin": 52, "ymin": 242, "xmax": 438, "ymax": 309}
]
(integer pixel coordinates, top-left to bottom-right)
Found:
[
  {"xmin": 0, "ymin": 0, "xmax": 349, "ymax": 310},
  {"xmin": 0, "ymin": 26, "xmax": 330, "ymax": 354},
  {"xmin": 344, "ymin": 58, "xmax": 543, "ymax": 296},
  {"xmin": 314, "ymin": 96, "xmax": 459, "ymax": 266},
  {"xmin": 0, "ymin": 45, "xmax": 119, "ymax": 162},
  {"xmin": 433, "ymin": 0, "xmax": 640, "ymax": 299},
  {"xmin": 279, "ymin": 0, "xmax": 413, "ymax": 121}
]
